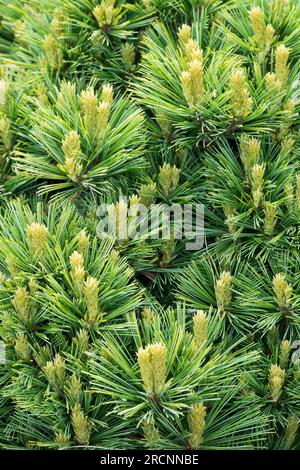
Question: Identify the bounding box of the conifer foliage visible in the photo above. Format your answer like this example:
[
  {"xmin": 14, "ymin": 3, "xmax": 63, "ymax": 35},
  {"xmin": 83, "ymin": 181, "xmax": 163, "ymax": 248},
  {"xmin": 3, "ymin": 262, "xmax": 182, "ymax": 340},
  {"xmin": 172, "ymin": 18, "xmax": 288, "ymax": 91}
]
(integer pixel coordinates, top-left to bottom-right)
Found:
[{"xmin": 0, "ymin": 0, "xmax": 300, "ymax": 451}]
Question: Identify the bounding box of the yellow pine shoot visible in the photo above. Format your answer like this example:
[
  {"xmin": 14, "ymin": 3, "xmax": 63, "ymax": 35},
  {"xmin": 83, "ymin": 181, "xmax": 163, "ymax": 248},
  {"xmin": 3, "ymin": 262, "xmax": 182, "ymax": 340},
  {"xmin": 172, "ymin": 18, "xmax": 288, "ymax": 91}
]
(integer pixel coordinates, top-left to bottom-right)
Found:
[
  {"xmin": 193, "ymin": 310, "xmax": 207, "ymax": 346},
  {"xmin": 251, "ymin": 164, "xmax": 265, "ymax": 207},
  {"xmin": 215, "ymin": 271, "xmax": 232, "ymax": 311},
  {"xmin": 93, "ymin": 1, "xmax": 116, "ymax": 28},
  {"xmin": 139, "ymin": 182, "xmax": 156, "ymax": 207},
  {"xmin": 295, "ymin": 174, "xmax": 300, "ymax": 210},
  {"xmin": 43, "ymin": 34, "xmax": 63, "ymax": 69},
  {"xmin": 56, "ymin": 82, "xmax": 76, "ymax": 110},
  {"xmin": 178, "ymin": 24, "xmax": 191, "ymax": 46},
  {"xmin": 249, "ymin": 7, "xmax": 274, "ymax": 52},
  {"xmin": 61, "ymin": 131, "xmax": 83, "ymax": 181},
  {"xmin": 230, "ymin": 69, "xmax": 252, "ymax": 118},
  {"xmin": 160, "ymin": 236, "xmax": 175, "ymax": 267},
  {"xmin": 223, "ymin": 206, "xmax": 236, "ymax": 233},
  {"xmin": 280, "ymin": 340, "xmax": 291, "ymax": 368},
  {"xmin": 181, "ymin": 71, "xmax": 194, "ymax": 107},
  {"xmin": 264, "ymin": 202, "xmax": 277, "ymax": 235},
  {"xmin": 142, "ymin": 418, "xmax": 160, "ymax": 448},
  {"xmin": 188, "ymin": 403, "xmax": 206, "ymax": 449},
  {"xmin": 265, "ymin": 72, "xmax": 281, "ymax": 90},
  {"xmin": 0, "ymin": 79, "xmax": 9, "ymax": 112},
  {"xmin": 142, "ymin": 308, "xmax": 155, "ymax": 322},
  {"xmin": 156, "ymin": 112, "xmax": 172, "ymax": 139},
  {"xmin": 181, "ymin": 54, "xmax": 204, "ymax": 109},
  {"xmin": 80, "ymin": 85, "xmax": 113, "ymax": 140},
  {"xmin": 240, "ymin": 136, "xmax": 261, "ymax": 177},
  {"xmin": 77, "ymin": 229, "xmax": 90, "ymax": 256},
  {"xmin": 55, "ymin": 432, "xmax": 71, "ymax": 449},
  {"xmin": 14, "ymin": 20, "xmax": 26, "ymax": 44},
  {"xmin": 129, "ymin": 194, "xmax": 140, "ymax": 214},
  {"xmin": 269, "ymin": 364, "xmax": 285, "ymax": 402},
  {"xmin": 159, "ymin": 163, "xmax": 180, "ymax": 196},
  {"xmin": 0, "ymin": 116, "xmax": 12, "ymax": 151},
  {"xmin": 250, "ymin": 7, "xmax": 265, "ymax": 47},
  {"xmin": 284, "ymin": 99, "xmax": 295, "ymax": 115},
  {"xmin": 121, "ymin": 43, "xmax": 135, "ymax": 70},
  {"xmin": 66, "ymin": 374, "xmax": 82, "ymax": 405},
  {"xmin": 71, "ymin": 404, "xmax": 91, "ymax": 445},
  {"xmin": 101, "ymin": 84, "xmax": 113, "ymax": 108},
  {"xmin": 177, "ymin": 24, "xmax": 191, "ymax": 50},
  {"xmin": 265, "ymin": 24, "xmax": 275, "ymax": 50},
  {"xmin": 50, "ymin": 8, "xmax": 66, "ymax": 38},
  {"xmin": 84, "ymin": 276, "xmax": 100, "ymax": 325},
  {"xmin": 285, "ymin": 415, "xmax": 299, "ymax": 447},
  {"xmin": 15, "ymin": 333, "xmax": 31, "ymax": 361},
  {"xmin": 79, "ymin": 87, "xmax": 99, "ymax": 137},
  {"xmin": 70, "ymin": 250, "xmax": 84, "ymax": 270},
  {"xmin": 75, "ymin": 329, "xmax": 90, "ymax": 353},
  {"xmin": 97, "ymin": 100, "xmax": 110, "ymax": 133},
  {"xmin": 272, "ymin": 273, "xmax": 292, "ymax": 311},
  {"xmin": 137, "ymin": 342, "xmax": 167, "ymax": 397},
  {"xmin": 70, "ymin": 250, "xmax": 85, "ymax": 293},
  {"xmin": 275, "ymin": 45, "xmax": 289, "ymax": 84},
  {"xmin": 185, "ymin": 39, "xmax": 203, "ymax": 62},
  {"xmin": 0, "ymin": 272, "xmax": 5, "ymax": 285},
  {"xmin": 107, "ymin": 199, "xmax": 128, "ymax": 240},
  {"xmin": 281, "ymin": 138, "xmax": 295, "ymax": 154},
  {"xmin": 13, "ymin": 287, "xmax": 31, "ymax": 325},
  {"xmin": 284, "ymin": 182, "xmax": 294, "ymax": 209},
  {"xmin": 27, "ymin": 222, "xmax": 48, "ymax": 256},
  {"xmin": 141, "ymin": 0, "xmax": 152, "ymax": 7}
]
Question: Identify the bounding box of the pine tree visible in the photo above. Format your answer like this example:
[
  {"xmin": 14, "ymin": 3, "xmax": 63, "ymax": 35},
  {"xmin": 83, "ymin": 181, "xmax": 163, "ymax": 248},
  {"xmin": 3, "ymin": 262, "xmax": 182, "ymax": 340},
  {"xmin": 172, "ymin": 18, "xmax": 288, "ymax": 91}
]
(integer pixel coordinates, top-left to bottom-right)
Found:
[{"xmin": 0, "ymin": 0, "xmax": 300, "ymax": 450}]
